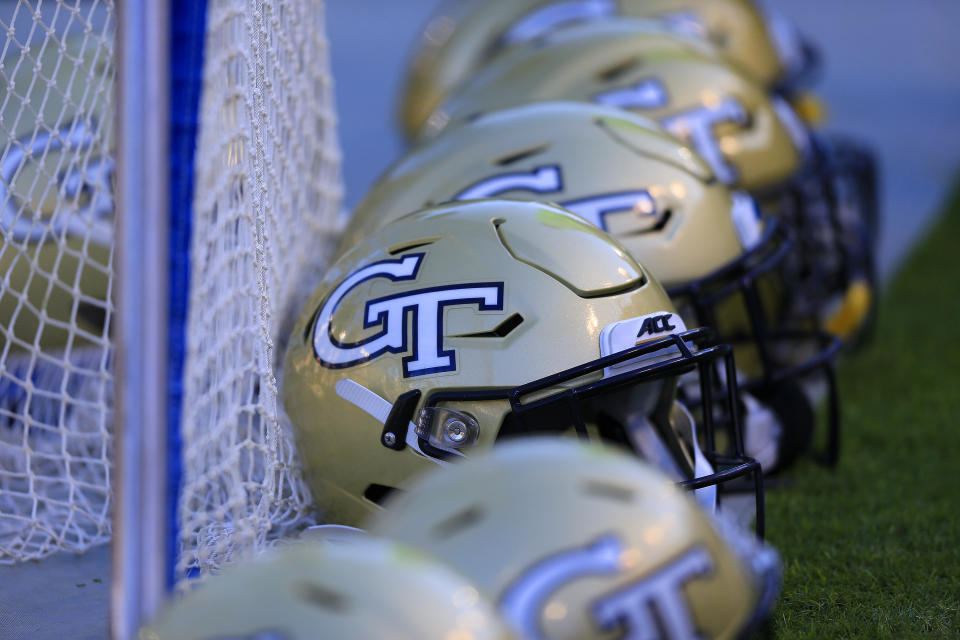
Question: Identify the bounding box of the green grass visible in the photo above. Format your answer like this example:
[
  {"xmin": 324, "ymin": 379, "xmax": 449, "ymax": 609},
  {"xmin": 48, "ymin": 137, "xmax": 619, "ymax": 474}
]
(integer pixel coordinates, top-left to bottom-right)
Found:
[{"xmin": 768, "ymin": 183, "xmax": 960, "ymax": 638}]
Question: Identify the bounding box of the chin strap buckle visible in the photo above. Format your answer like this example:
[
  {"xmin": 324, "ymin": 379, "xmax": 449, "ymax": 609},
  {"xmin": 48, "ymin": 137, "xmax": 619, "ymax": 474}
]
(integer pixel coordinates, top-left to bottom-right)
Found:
[{"xmin": 381, "ymin": 389, "xmax": 421, "ymax": 451}]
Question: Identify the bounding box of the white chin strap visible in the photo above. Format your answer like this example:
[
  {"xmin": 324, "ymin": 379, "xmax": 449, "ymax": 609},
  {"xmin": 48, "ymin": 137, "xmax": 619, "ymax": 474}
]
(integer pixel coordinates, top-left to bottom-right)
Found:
[
  {"xmin": 623, "ymin": 404, "xmax": 717, "ymax": 514},
  {"xmin": 680, "ymin": 366, "xmax": 785, "ymax": 475},
  {"xmin": 693, "ymin": 449, "xmax": 717, "ymax": 512},
  {"xmin": 741, "ymin": 392, "xmax": 783, "ymax": 472},
  {"xmin": 673, "ymin": 401, "xmax": 718, "ymax": 513}
]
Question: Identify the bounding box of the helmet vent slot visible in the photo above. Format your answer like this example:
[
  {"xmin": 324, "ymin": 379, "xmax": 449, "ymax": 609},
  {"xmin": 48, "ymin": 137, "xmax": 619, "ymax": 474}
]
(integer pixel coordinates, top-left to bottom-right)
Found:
[
  {"xmin": 625, "ymin": 208, "xmax": 673, "ymax": 237},
  {"xmin": 452, "ymin": 313, "xmax": 524, "ymax": 338},
  {"xmin": 296, "ymin": 580, "xmax": 350, "ymax": 612},
  {"xmin": 495, "ymin": 144, "xmax": 549, "ymax": 166},
  {"xmin": 388, "ymin": 238, "xmax": 438, "ymax": 255},
  {"xmin": 583, "ymin": 479, "xmax": 635, "ymax": 503},
  {"xmin": 431, "ymin": 504, "xmax": 486, "ymax": 539},
  {"xmin": 363, "ymin": 483, "xmax": 399, "ymax": 505},
  {"xmin": 597, "ymin": 55, "xmax": 642, "ymax": 82}
]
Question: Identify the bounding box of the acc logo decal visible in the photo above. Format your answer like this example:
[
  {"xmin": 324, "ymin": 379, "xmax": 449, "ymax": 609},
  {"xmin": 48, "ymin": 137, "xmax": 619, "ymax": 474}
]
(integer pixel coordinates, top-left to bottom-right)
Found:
[
  {"xmin": 500, "ymin": 535, "xmax": 712, "ymax": 640},
  {"xmin": 312, "ymin": 253, "xmax": 504, "ymax": 378},
  {"xmin": 1, "ymin": 121, "xmax": 114, "ymax": 245},
  {"xmin": 453, "ymin": 164, "xmax": 657, "ymax": 232},
  {"xmin": 599, "ymin": 311, "xmax": 687, "ymax": 377},
  {"xmin": 636, "ymin": 313, "xmax": 677, "ymax": 337}
]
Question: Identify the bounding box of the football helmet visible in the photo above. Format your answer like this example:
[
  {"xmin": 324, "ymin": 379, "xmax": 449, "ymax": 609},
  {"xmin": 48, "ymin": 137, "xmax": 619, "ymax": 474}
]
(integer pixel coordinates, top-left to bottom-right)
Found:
[
  {"xmin": 421, "ymin": 19, "xmax": 873, "ymax": 355},
  {"xmin": 369, "ymin": 437, "xmax": 781, "ymax": 640},
  {"xmin": 283, "ymin": 200, "xmax": 761, "ymax": 528},
  {"xmin": 341, "ymin": 101, "xmax": 839, "ymax": 471},
  {"xmin": 398, "ymin": 0, "xmax": 820, "ymax": 139},
  {"xmin": 1, "ymin": 36, "xmax": 113, "ymax": 355},
  {"xmin": 142, "ymin": 537, "xmax": 514, "ymax": 640}
]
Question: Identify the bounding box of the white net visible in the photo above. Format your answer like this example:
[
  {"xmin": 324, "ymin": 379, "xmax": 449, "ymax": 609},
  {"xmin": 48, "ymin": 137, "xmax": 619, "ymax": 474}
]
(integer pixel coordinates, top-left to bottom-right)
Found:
[
  {"xmin": 0, "ymin": 0, "xmax": 343, "ymax": 579},
  {"xmin": 0, "ymin": 0, "xmax": 115, "ymax": 563},
  {"xmin": 177, "ymin": 0, "xmax": 341, "ymax": 580}
]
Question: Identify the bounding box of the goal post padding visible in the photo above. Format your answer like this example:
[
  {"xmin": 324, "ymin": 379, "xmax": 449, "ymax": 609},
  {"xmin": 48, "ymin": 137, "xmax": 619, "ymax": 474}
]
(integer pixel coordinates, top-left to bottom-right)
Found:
[{"xmin": 167, "ymin": 0, "xmax": 207, "ymax": 590}]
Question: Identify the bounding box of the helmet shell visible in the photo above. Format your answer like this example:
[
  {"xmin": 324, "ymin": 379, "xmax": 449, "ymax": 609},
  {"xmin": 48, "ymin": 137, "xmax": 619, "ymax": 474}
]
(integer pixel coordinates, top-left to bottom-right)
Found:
[
  {"xmin": 370, "ymin": 437, "xmax": 781, "ymax": 640},
  {"xmin": 342, "ymin": 101, "xmax": 746, "ymax": 289},
  {"xmin": 423, "ymin": 20, "xmax": 806, "ymax": 193},
  {"xmin": 283, "ymin": 200, "xmax": 678, "ymax": 525},
  {"xmin": 399, "ymin": 0, "xmax": 785, "ymax": 138},
  {"xmin": 144, "ymin": 537, "xmax": 514, "ymax": 640}
]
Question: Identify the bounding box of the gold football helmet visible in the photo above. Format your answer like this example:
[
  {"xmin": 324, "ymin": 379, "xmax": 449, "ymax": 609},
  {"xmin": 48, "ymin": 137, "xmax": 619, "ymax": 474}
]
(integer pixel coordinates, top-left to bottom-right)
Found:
[
  {"xmin": 422, "ymin": 20, "xmax": 872, "ymax": 352},
  {"xmin": 398, "ymin": 0, "xmax": 819, "ymax": 140},
  {"xmin": 369, "ymin": 437, "xmax": 781, "ymax": 640},
  {"xmin": 142, "ymin": 537, "xmax": 514, "ymax": 640},
  {"xmin": 340, "ymin": 101, "xmax": 838, "ymax": 471},
  {"xmin": 283, "ymin": 200, "xmax": 761, "ymax": 528},
  {"xmin": 1, "ymin": 35, "xmax": 113, "ymax": 354}
]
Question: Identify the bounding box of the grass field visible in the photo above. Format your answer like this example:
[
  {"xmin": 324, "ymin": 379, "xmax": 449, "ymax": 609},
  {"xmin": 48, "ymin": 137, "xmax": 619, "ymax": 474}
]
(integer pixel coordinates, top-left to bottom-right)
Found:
[{"xmin": 768, "ymin": 182, "xmax": 960, "ymax": 638}]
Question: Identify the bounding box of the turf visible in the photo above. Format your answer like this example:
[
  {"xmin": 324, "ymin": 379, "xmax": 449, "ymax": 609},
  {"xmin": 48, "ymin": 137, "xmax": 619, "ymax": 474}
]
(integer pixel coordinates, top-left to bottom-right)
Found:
[{"xmin": 768, "ymin": 182, "xmax": 960, "ymax": 639}]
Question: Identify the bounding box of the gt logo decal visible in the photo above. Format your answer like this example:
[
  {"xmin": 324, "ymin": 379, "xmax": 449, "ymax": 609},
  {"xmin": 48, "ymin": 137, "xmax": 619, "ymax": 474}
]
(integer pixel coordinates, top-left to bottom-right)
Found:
[
  {"xmin": 661, "ymin": 98, "xmax": 748, "ymax": 186},
  {"xmin": 636, "ymin": 314, "xmax": 677, "ymax": 337},
  {"xmin": 501, "ymin": 0, "xmax": 617, "ymax": 46},
  {"xmin": 455, "ymin": 165, "xmax": 563, "ymax": 201},
  {"xmin": 500, "ymin": 535, "xmax": 624, "ymax": 640},
  {"xmin": 590, "ymin": 82, "xmax": 749, "ymax": 186},
  {"xmin": 500, "ymin": 535, "xmax": 712, "ymax": 640},
  {"xmin": 561, "ymin": 191, "xmax": 658, "ymax": 232},
  {"xmin": 593, "ymin": 78, "xmax": 669, "ymax": 110},
  {"xmin": 312, "ymin": 253, "xmax": 504, "ymax": 378},
  {"xmin": 453, "ymin": 165, "xmax": 656, "ymax": 232},
  {"xmin": 592, "ymin": 547, "xmax": 713, "ymax": 639},
  {"xmin": 499, "ymin": 2, "xmax": 705, "ymax": 47}
]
